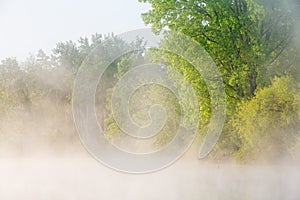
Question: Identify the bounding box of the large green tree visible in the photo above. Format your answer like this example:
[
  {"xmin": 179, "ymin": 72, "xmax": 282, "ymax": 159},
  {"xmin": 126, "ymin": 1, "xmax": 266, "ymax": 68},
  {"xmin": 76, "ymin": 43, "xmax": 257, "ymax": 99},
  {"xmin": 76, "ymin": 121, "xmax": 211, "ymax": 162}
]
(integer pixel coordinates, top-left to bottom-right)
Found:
[{"xmin": 139, "ymin": 0, "xmax": 295, "ymax": 104}]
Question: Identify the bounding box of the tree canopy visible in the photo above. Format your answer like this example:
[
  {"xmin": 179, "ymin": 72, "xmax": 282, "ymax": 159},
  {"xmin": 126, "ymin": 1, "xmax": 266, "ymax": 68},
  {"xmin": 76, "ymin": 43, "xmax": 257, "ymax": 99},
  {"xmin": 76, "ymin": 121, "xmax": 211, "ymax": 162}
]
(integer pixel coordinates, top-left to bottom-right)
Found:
[{"xmin": 139, "ymin": 0, "xmax": 295, "ymax": 101}]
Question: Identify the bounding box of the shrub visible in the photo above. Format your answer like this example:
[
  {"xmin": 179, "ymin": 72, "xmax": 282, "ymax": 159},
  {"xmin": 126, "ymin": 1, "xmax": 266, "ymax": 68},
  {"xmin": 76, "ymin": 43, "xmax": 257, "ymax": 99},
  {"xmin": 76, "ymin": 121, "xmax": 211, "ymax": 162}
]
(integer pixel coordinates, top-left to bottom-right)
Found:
[{"xmin": 231, "ymin": 76, "xmax": 300, "ymax": 162}]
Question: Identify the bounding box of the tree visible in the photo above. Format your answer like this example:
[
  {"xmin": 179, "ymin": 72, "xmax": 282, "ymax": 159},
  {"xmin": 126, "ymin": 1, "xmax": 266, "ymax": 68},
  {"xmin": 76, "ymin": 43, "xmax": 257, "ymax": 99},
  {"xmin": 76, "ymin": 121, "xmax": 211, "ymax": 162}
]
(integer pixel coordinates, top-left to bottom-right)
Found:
[
  {"xmin": 0, "ymin": 58, "xmax": 21, "ymax": 114},
  {"xmin": 139, "ymin": 0, "xmax": 300, "ymax": 159},
  {"xmin": 52, "ymin": 40, "xmax": 81, "ymax": 74},
  {"xmin": 36, "ymin": 49, "xmax": 53, "ymax": 70},
  {"xmin": 0, "ymin": 57, "xmax": 20, "ymax": 76},
  {"xmin": 139, "ymin": 0, "xmax": 295, "ymax": 104}
]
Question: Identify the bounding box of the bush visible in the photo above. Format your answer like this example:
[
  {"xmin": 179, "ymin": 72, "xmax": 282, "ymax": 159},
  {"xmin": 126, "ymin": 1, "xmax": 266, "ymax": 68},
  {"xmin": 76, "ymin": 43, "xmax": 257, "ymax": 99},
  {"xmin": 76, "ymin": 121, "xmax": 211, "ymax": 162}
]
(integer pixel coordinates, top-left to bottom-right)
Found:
[{"xmin": 230, "ymin": 76, "xmax": 300, "ymax": 162}]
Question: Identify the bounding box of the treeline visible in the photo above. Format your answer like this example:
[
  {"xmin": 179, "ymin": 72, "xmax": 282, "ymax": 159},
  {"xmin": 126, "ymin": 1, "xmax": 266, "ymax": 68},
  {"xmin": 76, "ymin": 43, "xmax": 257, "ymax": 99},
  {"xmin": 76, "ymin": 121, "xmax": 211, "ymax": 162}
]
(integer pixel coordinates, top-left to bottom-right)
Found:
[
  {"xmin": 0, "ymin": 0, "xmax": 299, "ymax": 161},
  {"xmin": 0, "ymin": 33, "xmax": 145, "ymax": 154}
]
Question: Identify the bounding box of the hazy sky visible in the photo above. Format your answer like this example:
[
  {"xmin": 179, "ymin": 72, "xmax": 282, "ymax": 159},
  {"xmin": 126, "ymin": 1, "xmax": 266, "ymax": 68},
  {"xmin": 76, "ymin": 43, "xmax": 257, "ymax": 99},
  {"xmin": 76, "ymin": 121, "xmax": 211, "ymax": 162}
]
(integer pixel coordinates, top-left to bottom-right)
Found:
[{"xmin": 0, "ymin": 0, "xmax": 151, "ymax": 61}]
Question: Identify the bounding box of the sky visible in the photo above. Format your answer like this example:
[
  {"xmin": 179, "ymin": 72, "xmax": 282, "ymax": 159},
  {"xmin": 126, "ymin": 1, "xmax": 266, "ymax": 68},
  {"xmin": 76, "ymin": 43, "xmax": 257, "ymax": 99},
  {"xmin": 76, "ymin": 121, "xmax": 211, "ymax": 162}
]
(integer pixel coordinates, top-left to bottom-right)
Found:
[{"xmin": 0, "ymin": 0, "xmax": 151, "ymax": 61}]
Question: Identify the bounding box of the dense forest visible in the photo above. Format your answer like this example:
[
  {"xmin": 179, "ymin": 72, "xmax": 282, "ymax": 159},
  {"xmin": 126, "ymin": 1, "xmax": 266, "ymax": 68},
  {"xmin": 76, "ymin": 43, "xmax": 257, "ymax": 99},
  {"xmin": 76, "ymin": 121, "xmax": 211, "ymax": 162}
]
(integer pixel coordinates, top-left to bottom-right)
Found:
[{"xmin": 0, "ymin": 0, "xmax": 299, "ymax": 163}]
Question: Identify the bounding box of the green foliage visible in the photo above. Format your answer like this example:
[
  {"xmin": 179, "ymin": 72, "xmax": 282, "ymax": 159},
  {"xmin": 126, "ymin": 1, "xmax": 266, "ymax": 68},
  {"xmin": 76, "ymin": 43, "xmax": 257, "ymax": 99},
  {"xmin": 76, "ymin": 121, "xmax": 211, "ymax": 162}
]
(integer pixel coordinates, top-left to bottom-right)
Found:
[
  {"xmin": 104, "ymin": 83, "xmax": 181, "ymax": 148},
  {"xmin": 0, "ymin": 33, "xmax": 146, "ymax": 150},
  {"xmin": 149, "ymin": 46, "xmax": 210, "ymax": 129},
  {"xmin": 139, "ymin": 0, "xmax": 295, "ymax": 105},
  {"xmin": 102, "ymin": 47, "xmax": 183, "ymax": 148},
  {"xmin": 231, "ymin": 76, "xmax": 299, "ymax": 161},
  {"xmin": 139, "ymin": 0, "xmax": 300, "ymax": 160}
]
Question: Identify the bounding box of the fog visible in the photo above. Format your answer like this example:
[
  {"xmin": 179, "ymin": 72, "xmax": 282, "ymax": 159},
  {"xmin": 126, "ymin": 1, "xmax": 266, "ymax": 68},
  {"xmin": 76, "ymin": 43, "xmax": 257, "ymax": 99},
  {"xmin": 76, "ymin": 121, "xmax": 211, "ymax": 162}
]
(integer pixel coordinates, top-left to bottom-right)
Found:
[
  {"xmin": 0, "ymin": 0, "xmax": 299, "ymax": 199},
  {"xmin": 1, "ymin": 115, "xmax": 299, "ymax": 200},
  {"xmin": 1, "ymin": 153, "xmax": 300, "ymax": 200},
  {"xmin": 0, "ymin": 115, "xmax": 299, "ymax": 200}
]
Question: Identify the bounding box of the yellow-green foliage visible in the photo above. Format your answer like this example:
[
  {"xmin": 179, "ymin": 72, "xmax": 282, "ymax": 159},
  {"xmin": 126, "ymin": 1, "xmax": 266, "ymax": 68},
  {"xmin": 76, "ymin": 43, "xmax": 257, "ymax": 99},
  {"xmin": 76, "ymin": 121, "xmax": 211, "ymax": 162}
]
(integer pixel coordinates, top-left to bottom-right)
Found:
[
  {"xmin": 104, "ymin": 83, "xmax": 181, "ymax": 148},
  {"xmin": 231, "ymin": 76, "xmax": 300, "ymax": 161}
]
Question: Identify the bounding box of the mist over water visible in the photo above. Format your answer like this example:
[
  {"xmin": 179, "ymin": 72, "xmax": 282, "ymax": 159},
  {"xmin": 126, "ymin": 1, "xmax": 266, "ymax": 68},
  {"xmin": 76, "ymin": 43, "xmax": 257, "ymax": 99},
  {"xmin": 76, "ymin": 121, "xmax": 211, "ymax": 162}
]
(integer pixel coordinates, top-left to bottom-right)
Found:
[
  {"xmin": 1, "ymin": 153, "xmax": 300, "ymax": 200},
  {"xmin": 0, "ymin": 115, "xmax": 299, "ymax": 200}
]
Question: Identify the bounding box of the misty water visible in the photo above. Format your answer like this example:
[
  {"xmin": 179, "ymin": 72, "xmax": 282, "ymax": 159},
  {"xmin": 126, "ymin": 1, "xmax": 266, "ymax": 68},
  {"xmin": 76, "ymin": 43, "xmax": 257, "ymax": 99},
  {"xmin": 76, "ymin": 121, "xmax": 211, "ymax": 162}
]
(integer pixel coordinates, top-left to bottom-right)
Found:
[{"xmin": 1, "ymin": 150, "xmax": 300, "ymax": 200}]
